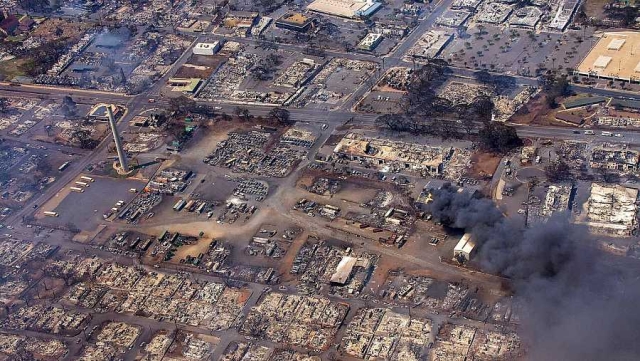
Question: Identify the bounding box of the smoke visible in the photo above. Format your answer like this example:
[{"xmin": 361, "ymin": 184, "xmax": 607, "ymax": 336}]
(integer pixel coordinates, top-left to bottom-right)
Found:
[{"xmin": 426, "ymin": 183, "xmax": 640, "ymax": 361}]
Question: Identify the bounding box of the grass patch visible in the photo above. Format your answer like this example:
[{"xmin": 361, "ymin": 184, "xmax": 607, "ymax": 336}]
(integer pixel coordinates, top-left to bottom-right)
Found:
[{"xmin": 0, "ymin": 58, "xmax": 28, "ymax": 81}]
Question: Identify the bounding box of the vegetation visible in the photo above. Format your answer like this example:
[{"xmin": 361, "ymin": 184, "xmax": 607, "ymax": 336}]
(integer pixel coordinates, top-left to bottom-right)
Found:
[
  {"xmin": 539, "ymin": 71, "xmax": 571, "ymax": 108},
  {"xmin": 477, "ymin": 122, "xmax": 523, "ymax": 154},
  {"xmin": 473, "ymin": 70, "xmax": 516, "ymax": 95},
  {"xmin": 375, "ymin": 60, "xmax": 512, "ymax": 141},
  {"xmin": 545, "ymin": 160, "xmax": 572, "ymax": 182},
  {"xmin": 0, "ymin": 97, "xmax": 9, "ymax": 113},
  {"xmin": 60, "ymin": 96, "xmax": 78, "ymax": 118},
  {"xmin": 19, "ymin": 40, "xmax": 69, "ymax": 77},
  {"xmin": 168, "ymin": 95, "xmax": 197, "ymax": 115},
  {"xmin": 234, "ymin": 106, "xmax": 252, "ymax": 122},
  {"xmin": 250, "ymin": 54, "xmax": 283, "ymax": 81},
  {"xmin": 268, "ymin": 107, "xmax": 294, "ymax": 126},
  {"xmin": 70, "ymin": 128, "xmax": 99, "ymax": 149}
]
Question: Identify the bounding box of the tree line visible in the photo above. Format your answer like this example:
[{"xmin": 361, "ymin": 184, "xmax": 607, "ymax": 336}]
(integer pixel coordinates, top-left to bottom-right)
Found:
[{"xmin": 375, "ymin": 61, "xmax": 522, "ymax": 154}]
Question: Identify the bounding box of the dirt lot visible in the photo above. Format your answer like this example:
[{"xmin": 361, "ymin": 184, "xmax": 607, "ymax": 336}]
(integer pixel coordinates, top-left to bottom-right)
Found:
[
  {"xmin": 31, "ymin": 18, "xmax": 94, "ymax": 42},
  {"xmin": 509, "ymin": 95, "xmax": 575, "ymax": 127},
  {"xmin": 583, "ymin": 0, "xmax": 609, "ymax": 18},
  {"xmin": 467, "ymin": 152, "xmax": 501, "ymax": 180}
]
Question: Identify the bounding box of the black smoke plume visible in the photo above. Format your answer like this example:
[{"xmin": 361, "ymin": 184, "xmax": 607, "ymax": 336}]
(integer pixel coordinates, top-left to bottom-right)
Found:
[{"xmin": 426, "ymin": 183, "xmax": 640, "ymax": 361}]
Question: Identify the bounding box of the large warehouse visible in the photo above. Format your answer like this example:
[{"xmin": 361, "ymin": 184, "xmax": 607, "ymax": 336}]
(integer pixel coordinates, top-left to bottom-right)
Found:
[
  {"xmin": 307, "ymin": 0, "xmax": 381, "ymax": 19},
  {"xmin": 577, "ymin": 31, "xmax": 640, "ymax": 82}
]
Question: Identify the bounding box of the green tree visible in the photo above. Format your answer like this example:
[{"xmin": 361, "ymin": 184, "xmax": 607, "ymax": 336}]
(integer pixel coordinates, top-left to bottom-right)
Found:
[
  {"xmin": 478, "ymin": 123, "xmax": 522, "ymax": 154},
  {"xmin": 234, "ymin": 106, "xmax": 251, "ymax": 121},
  {"xmin": 268, "ymin": 107, "xmax": 293, "ymax": 126},
  {"xmin": 0, "ymin": 97, "xmax": 9, "ymax": 113},
  {"xmin": 545, "ymin": 160, "xmax": 572, "ymax": 182},
  {"xmin": 168, "ymin": 95, "xmax": 196, "ymax": 115}
]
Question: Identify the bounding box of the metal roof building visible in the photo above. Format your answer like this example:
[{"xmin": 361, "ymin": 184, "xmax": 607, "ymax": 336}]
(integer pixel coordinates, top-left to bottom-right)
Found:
[
  {"xmin": 330, "ymin": 256, "xmax": 358, "ymax": 284},
  {"xmin": 307, "ymin": 0, "xmax": 381, "ymax": 19},
  {"xmin": 454, "ymin": 233, "xmax": 476, "ymax": 262}
]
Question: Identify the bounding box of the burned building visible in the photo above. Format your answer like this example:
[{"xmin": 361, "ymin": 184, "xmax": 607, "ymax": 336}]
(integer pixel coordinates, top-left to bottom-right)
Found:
[
  {"xmin": 275, "ymin": 13, "xmax": 314, "ymax": 32},
  {"xmin": 333, "ymin": 133, "xmax": 456, "ymax": 177},
  {"xmin": 590, "ymin": 146, "xmax": 639, "ymax": 173},
  {"xmin": 585, "ymin": 183, "xmax": 638, "ymax": 237}
]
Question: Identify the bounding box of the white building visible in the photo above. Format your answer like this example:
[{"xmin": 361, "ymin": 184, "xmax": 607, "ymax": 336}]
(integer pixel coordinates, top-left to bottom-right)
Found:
[
  {"xmin": 193, "ymin": 42, "xmax": 221, "ymax": 56},
  {"xmin": 454, "ymin": 233, "xmax": 476, "ymax": 262},
  {"xmin": 330, "ymin": 256, "xmax": 358, "ymax": 284},
  {"xmin": 307, "ymin": 0, "xmax": 381, "ymax": 19},
  {"xmin": 357, "ymin": 33, "xmax": 383, "ymax": 51}
]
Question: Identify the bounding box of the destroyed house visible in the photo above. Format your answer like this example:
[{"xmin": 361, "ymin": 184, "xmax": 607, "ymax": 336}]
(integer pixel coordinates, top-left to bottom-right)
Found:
[
  {"xmin": 224, "ymin": 11, "xmax": 258, "ymax": 28},
  {"xmin": 590, "ymin": 147, "xmax": 639, "ymax": 173}
]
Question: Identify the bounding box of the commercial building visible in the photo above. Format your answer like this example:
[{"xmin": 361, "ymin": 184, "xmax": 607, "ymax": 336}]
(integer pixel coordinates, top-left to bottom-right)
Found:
[
  {"xmin": 357, "ymin": 33, "xmax": 383, "ymax": 51},
  {"xmin": 192, "ymin": 42, "xmax": 220, "ymax": 56},
  {"xmin": 275, "ymin": 13, "xmax": 314, "ymax": 32},
  {"xmin": 224, "ymin": 11, "xmax": 258, "ymax": 25},
  {"xmin": 577, "ymin": 31, "xmax": 640, "ymax": 82},
  {"xmin": 454, "ymin": 233, "xmax": 475, "ymax": 262},
  {"xmin": 307, "ymin": 0, "xmax": 382, "ymax": 19},
  {"xmin": 437, "ymin": 10, "xmax": 471, "ymax": 28},
  {"xmin": 585, "ymin": 184, "xmax": 638, "ymax": 237},
  {"xmin": 508, "ymin": 6, "xmax": 542, "ymax": 29},
  {"xmin": 330, "ymin": 256, "xmax": 358, "ymax": 284},
  {"xmin": 167, "ymin": 78, "xmax": 202, "ymax": 94},
  {"xmin": 333, "ymin": 133, "xmax": 459, "ymax": 176},
  {"xmin": 475, "ymin": 2, "xmax": 513, "ymax": 24},
  {"xmin": 590, "ymin": 146, "xmax": 640, "ymax": 173},
  {"xmin": 542, "ymin": 185, "xmax": 572, "ymax": 217},
  {"xmin": 451, "ymin": 0, "xmax": 482, "ymax": 11},
  {"xmin": 548, "ymin": 0, "xmax": 580, "ymax": 31},
  {"xmin": 405, "ymin": 30, "xmax": 453, "ymax": 61},
  {"xmin": 223, "ymin": 11, "xmax": 258, "ymax": 30}
]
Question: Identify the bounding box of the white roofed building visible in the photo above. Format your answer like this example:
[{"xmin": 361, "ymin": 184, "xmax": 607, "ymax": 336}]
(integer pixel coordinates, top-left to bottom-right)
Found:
[
  {"xmin": 330, "ymin": 256, "xmax": 358, "ymax": 284},
  {"xmin": 193, "ymin": 42, "xmax": 220, "ymax": 56},
  {"xmin": 454, "ymin": 233, "xmax": 476, "ymax": 262},
  {"xmin": 307, "ymin": 0, "xmax": 382, "ymax": 19}
]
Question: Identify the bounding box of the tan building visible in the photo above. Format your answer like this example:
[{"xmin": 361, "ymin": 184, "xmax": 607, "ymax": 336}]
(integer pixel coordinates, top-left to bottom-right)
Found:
[
  {"xmin": 577, "ymin": 31, "xmax": 640, "ymax": 82},
  {"xmin": 307, "ymin": 0, "xmax": 381, "ymax": 19}
]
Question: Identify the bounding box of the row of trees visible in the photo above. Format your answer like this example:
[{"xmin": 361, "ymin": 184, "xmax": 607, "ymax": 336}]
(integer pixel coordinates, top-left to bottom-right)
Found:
[{"xmin": 167, "ymin": 95, "xmax": 294, "ymax": 129}]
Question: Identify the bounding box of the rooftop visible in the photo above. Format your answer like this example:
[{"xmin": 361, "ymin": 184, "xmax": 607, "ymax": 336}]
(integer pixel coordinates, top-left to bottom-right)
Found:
[
  {"xmin": 330, "ymin": 256, "xmax": 357, "ymax": 284},
  {"xmin": 307, "ymin": 0, "xmax": 381, "ymax": 18},
  {"xmin": 168, "ymin": 78, "xmax": 202, "ymax": 93},
  {"xmin": 278, "ymin": 12, "xmax": 312, "ymax": 26},
  {"xmin": 577, "ymin": 31, "xmax": 640, "ymax": 81}
]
